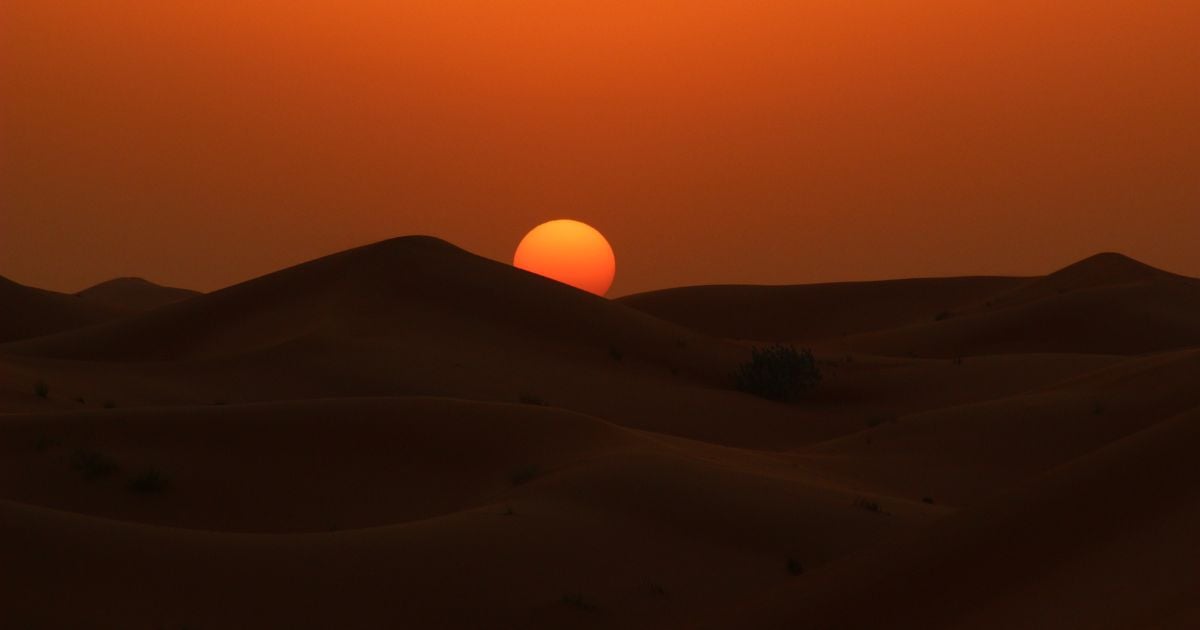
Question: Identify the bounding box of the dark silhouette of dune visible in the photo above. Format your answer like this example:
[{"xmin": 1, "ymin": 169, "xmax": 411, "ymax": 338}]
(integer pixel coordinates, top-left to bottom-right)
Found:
[
  {"xmin": 623, "ymin": 252, "xmax": 1200, "ymax": 357},
  {"xmin": 4, "ymin": 239, "xmax": 1200, "ymax": 628},
  {"xmin": 76, "ymin": 277, "xmax": 200, "ymax": 312},
  {"xmin": 0, "ymin": 274, "xmax": 123, "ymax": 343}
]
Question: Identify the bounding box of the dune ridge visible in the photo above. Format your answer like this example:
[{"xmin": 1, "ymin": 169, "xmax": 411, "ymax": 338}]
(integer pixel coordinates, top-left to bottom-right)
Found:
[{"xmin": 3, "ymin": 241, "xmax": 1199, "ymax": 627}]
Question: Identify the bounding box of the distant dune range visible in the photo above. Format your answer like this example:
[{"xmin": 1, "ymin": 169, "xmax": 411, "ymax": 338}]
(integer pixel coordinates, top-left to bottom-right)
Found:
[
  {"xmin": 1, "ymin": 238, "xmax": 1198, "ymax": 628},
  {"xmin": 622, "ymin": 252, "xmax": 1200, "ymax": 356},
  {"xmin": 75, "ymin": 276, "xmax": 201, "ymax": 312}
]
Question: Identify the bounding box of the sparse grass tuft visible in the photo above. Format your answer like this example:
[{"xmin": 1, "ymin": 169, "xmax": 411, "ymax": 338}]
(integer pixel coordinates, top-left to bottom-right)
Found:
[
  {"xmin": 510, "ymin": 465, "xmax": 541, "ymax": 486},
  {"xmin": 128, "ymin": 469, "xmax": 169, "ymax": 494},
  {"xmin": 71, "ymin": 449, "xmax": 119, "ymax": 480}
]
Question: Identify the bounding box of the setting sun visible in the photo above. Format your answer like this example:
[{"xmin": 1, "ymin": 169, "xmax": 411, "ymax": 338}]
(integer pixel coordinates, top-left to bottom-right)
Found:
[{"xmin": 513, "ymin": 220, "xmax": 615, "ymax": 296}]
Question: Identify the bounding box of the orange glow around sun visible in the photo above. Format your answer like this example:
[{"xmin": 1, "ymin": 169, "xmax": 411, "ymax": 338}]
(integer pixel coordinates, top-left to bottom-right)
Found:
[{"xmin": 513, "ymin": 220, "xmax": 616, "ymax": 296}]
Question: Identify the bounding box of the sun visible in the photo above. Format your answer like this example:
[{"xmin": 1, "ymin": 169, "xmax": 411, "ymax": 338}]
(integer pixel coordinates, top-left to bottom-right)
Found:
[{"xmin": 513, "ymin": 220, "xmax": 616, "ymax": 296}]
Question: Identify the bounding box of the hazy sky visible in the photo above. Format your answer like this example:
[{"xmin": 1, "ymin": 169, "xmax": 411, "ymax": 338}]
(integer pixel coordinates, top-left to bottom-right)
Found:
[{"xmin": 2, "ymin": 0, "xmax": 1198, "ymax": 296}]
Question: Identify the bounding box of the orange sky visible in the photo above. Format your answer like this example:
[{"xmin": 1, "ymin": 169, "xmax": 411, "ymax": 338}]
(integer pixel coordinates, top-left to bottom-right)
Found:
[{"xmin": 2, "ymin": 0, "xmax": 1198, "ymax": 296}]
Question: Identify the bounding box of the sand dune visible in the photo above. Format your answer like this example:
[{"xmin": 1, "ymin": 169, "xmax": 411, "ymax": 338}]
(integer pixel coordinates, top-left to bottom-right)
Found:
[
  {"xmin": 620, "ymin": 276, "xmax": 1025, "ymax": 343},
  {"xmin": 0, "ymin": 274, "xmax": 122, "ymax": 343},
  {"xmin": 3, "ymin": 241, "xmax": 1198, "ymax": 627},
  {"xmin": 76, "ymin": 277, "xmax": 201, "ymax": 312},
  {"xmin": 623, "ymin": 253, "xmax": 1200, "ymax": 358},
  {"xmin": 799, "ymin": 348, "xmax": 1200, "ymax": 506},
  {"xmin": 0, "ymin": 397, "xmax": 937, "ymax": 628},
  {"xmin": 720, "ymin": 403, "xmax": 1200, "ymax": 629}
]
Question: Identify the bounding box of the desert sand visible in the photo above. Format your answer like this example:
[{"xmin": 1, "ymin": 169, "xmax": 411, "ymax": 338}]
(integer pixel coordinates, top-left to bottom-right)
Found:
[{"xmin": 2, "ymin": 237, "xmax": 1198, "ymax": 628}]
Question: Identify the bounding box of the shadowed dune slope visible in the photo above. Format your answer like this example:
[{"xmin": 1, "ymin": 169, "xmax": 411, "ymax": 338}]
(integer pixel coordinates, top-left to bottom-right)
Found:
[
  {"xmin": 623, "ymin": 253, "xmax": 1200, "ymax": 357},
  {"xmin": 799, "ymin": 348, "xmax": 1200, "ymax": 506},
  {"xmin": 619, "ymin": 276, "xmax": 1025, "ymax": 342},
  {"xmin": 3, "ymin": 236, "xmax": 736, "ymax": 373},
  {"xmin": 0, "ymin": 397, "xmax": 940, "ymax": 629},
  {"xmin": 0, "ymin": 274, "xmax": 123, "ymax": 343},
  {"xmin": 719, "ymin": 403, "xmax": 1200, "ymax": 630},
  {"xmin": 76, "ymin": 277, "xmax": 201, "ymax": 312},
  {"xmin": 1, "ymin": 238, "xmax": 838, "ymax": 448}
]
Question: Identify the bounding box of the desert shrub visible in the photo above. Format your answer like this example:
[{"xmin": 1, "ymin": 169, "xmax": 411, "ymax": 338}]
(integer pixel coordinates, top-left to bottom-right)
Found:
[
  {"xmin": 510, "ymin": 465, "xmax": 541, "ymax": 486},
  {"xmin": 854, "ymin": 497, "xmax": 885, "ymax": 514},
  {"xmin": 561, "ymin": 593, "xmax": 596, "ymax": 611},
  {"xmin": 128, "ymin": 469, "xmax": 168, "ymax": 493},
  {"xmin": 734, "ymin": 345, "xmax": 821, "ymax": 401},
  {"xmin": 865, "ymin": 415, "xmax": 894, "ymax": 428},
  {"xmin": 71, "ymin": 449, "xmax": 119, "ymax": 480},
  {"xmin": 32, "ymin": 436, "xmax": 59, "ymax": 452},
  {"xmin": 518, "ymin": 393, "xmax": 545, "ymax": 406},
  {"xmin": 34, "ymin": 380, "xmax": 49, "ymax": 399}
]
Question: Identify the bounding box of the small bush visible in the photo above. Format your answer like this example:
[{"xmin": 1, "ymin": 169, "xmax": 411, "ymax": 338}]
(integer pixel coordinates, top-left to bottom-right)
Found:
[
  {"xmin": 609, "ymin": 345, "xmax": 624, "ymax": 362},
  {"xmin": 518, "ymin": 393, "xmax": 545, "ymax": 406},
  {"xmin": 128, "ymin": 469, "xmax": 168, "ymax": 493},
  {"xmin": 34, "ymin": 381, "xmax": 49, "ymax": 399},
  {"xmin": 734, "ymin": 345, "xmax": 821, "ymax": 401},
  {"xmin": 921, "ymin": 496, "xmax": 935, "ymax": 504},
  {"xmin": 865, "ymin": 415, "xmax": 894, "ymax": 428},
  {"xmin": 103, "ymin": 400, "xmax": 117, "ymax": 409},
  {"xmin": 854, "ymin": 497, "xmax": 885, "ymax": 514},
  {"xmin": 934, "ymin": 310, "xmax": 952, "ymax": 321},
  {"xmin": 561, "ymin": 592, "xmax": 596, "ymax": 611},
  {"xmin": 71, "ymin": 449, "xmax": 119, "ymax": 480},
  {"xmin": 32, "ymin": 436, "xmax": 59, "ymax": 452},
  {"xmin": 510, "ymin": 465, "xmax": 541, "ymax": 486},
  {"xmin": 786, "ymin": 557, "xmax": 805, "ymax": 576}
]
